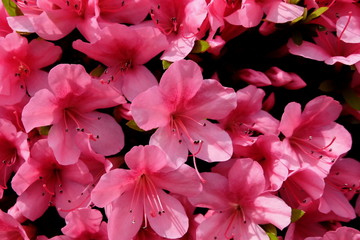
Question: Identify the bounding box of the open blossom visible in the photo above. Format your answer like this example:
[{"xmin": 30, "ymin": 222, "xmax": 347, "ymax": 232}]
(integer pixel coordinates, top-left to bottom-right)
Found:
[
  {"xmin": 131, "ymin": 60, "xmax": 237, "ymax": 168},
  {"xmin": 91, "ymin": 145, "xmax": 202, "ymax": 240},
  {"xmin": 11, "ymin": 139, "xmax": 94, "ymax": 221},
  {"xmin": 73, "ymin": 22, "xmax": 168, "ymax": 101},
  {"xmin": 22, "ymin": 64, "xmax": 125, "ymax": 165},
  {"xmin": 0, "ymin": 32, "xmax": 62, "ymax": 105},
  {"xmin": 318, "ymin": 157, "xmax": 360, "ymax": 219},
  {"xmin": 52, "ymin": 208, "xmax": 108, "ymax": 240},
  {"xmin": 189, "ymin": 158, "xmax": 291, "ymax": 240},
  {"xmin": 287, "ymin": 31, "xmax": 360, "ymax": 66},
  {"xmin": 149, "ymin": 0, "xmax": 207, "ymax": 61},
  {"xmin": 278, "ymin": 95, "xmax": 352, "ymax": 176},
  {"xmin": 7, "ymin": 0, "xmax": 101, "ymax": 41},
  {"xmin": 218, "ymin": 85, "xmax": 279, "ymax": 150}
]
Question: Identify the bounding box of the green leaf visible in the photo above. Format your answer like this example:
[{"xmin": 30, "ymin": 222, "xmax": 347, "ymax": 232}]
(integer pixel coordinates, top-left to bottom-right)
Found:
[
  {"xmin": 319, "ymin": 79, "xmax": 337, "ymax": 92},
  {"xmin": 305, "ymin": 7, "xmax": 328, "ymax": 22},
  {"xmin": 291, "ymin": 209, "xmax": 305, "ymax": 223},
  {"xmin": 290, "ymin": 0, "xmax": 301, "ymax": 4},
  {"xmin": 267, "ymin": 232, "xmax": 279, "ymax": 240},
  {"xmin": 38, "ymin": 125, "xmax": 51, "ymax": 136},
  {"xmin": 263, "ymin": 224, "xmax": 277, "ymax": 235},
  {"xmin": 2, "ymin": 0, "xmax": 23, "ymax": 16},
  {"xmin": 90, "ymin": 65, "xmax": 106, "ymax": 77},
  {"xmin": 290, "ymin": 15, "xmax": 304, "ymax": 25},
  {"xmin": 343, "ymin": 88, "xmax": 360, "ymax": 110},
  {"xmin": 191, "ymin": 40, "xmax": 210, "ymax": 53},
  {"xmin": 162, "ymin": 60, "xmax": 172, "ymax": 70},
  {"xmin": 126, "ymin": 120, "xmax": 145, "ymax": 132}
]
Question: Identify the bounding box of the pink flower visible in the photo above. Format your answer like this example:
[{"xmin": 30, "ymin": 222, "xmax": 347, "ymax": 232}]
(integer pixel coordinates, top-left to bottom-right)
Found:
[
  {"xmin": 0, "ymin": 209, "xmax": 30, "ymax": 240},
  {"xmin": 189, "ymin": 158, "xmax": 291, "ymax": 240},
  {"xmin": 7, "ymin": 0, "xmax": 101, "ymax": 41},
  {"xmin": 73, "ymin": 22, "xmax": 168, "ymax": 101},
  {"xmin": 287, "ymin": 31, "xmax": 360, "ymax": 66},
  {"xmin": 91, "ymin": 145, "xmax": 202, "ymax": 239},
  {"xmin": 318, "ymin": 157, "xmax": 360, "ymax": 219},
  {"xmin": 0, "ymin": 32, "xmax": 62, "ymax": 105},
  {"xmin": 149, "ymin": 0, "xmax": 207, "ymax": 61},
  {"xmin": 60, "ymin": 208, "xmax": 108, "ymax": 240},
  {"xmin": 218, "ymin": 85, "xmax": 279, "ymax": 150},
  {"xmin": 279, "ymin": 95, "xmax": 352, "ymax": 176},
  {"xmin": 131, "ymin": 60, "xmax": 237, "ymax": 168},
  {"xmin": 11, "ymin": 139, "xmax": 94, "ymax": 221},
  {"xmin": 305, "ymin": 226, "xmax": 360, "ymax": 240},
  {"xmin": 0, "ymin": 118, "xmax": 29, "ymax": 199},
  {"xmin": 22, "ymin": 64, "xmax": 125, "ymax": 165}
]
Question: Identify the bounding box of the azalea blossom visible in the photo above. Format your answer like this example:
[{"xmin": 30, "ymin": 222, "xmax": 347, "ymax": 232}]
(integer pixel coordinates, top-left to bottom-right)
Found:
[
  {"xmin": 0, "ymin": 32, "xmax": 62, "ymax": 105},
  {"xmin": 278, "ymin": 95, "xmax": 352, "ymax": 176},
  {"xmin": 131, "ymin": 59, "xmax": 237, "ymax": 168},
  {"xmin": 91, "ymin": 145, "xmax": 202, "ymax": 239},
  {"xmin": 0, "ymin": 209, "xmax": 30, "ymax": 240},
  {"xmin": 189, "ymin": 158, "xmax": 291, "ymax": 240},
  {"xmin": 149, "ymin": 0, "xmax": 208, "ymax": 61},
  {"xmin": 73, "ymin": 22, "xmax": 168, "ymax": 101},
  {"xmin": 22, "ymin": 64, "xmax": 125, "ymax": 165},
  {"xmin": 11, "ymin": 139, "xmax": 94, "ymax": 221}
]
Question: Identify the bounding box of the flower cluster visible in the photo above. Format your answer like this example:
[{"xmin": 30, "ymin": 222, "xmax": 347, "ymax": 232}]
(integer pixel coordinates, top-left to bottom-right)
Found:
[{"xmin": 0, "ymin": 0, "xmax": 359, "ymax": 239}]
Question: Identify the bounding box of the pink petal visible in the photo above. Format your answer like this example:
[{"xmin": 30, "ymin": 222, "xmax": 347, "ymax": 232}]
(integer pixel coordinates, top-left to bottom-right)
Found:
[
  {"xmin": 27, "ymin": 38, "xmax": 62, "ymax": 69},
  {"xmin": 16, "ymin": 180, "xmax": 51, "ymax": 221},
  {"xmin": 131, "ymin": 21, "xmax": 169, "ymax": 64},
  {"xmin": 124, "ymin": 145, "xmax": 170, "ymax": 173},
  {"xmin": 301, "ymin": 95, "xmax": 342, "ymax": 127},
  {"xmin": 91, "ymin": 169, "xmax": 135, "ymax": 207},
  {"xmin": 185, "ymin": 119, "xmax": 233, "ymax": 163},
  {"xmin": 48, "ymin": 122, "xmax": 81, "ymax": 165},
  {"xmin": 146, "ymin": 190, "xmax": 189, "ymax": 239},
  {"xmin": 228, "ymin": 158, "xmax": 265, "ymax": 198},
  {"xmin": 33, "ymin": 11, "xmax": 77, "ymax": 40},
  {"xmin": 107, "ymin": 190, "xmax": 143, "ymax": 240},
  {"xmin": 319, "ymin": 185, "xmax": 356, "ymax": 219},
  {"xmin": 160, "ymin": 35, "xmax": 196, "ymax": 62},
  {"xmin": 237, "ymin": 68, "xmax": 272, "ymax": 87},
  {"xmin": 159, "ymin": 60, "xmax": 203, "ymax": 106},
  {"xmin": 121, "ymin": 65, "xmax": 158, "ymax": 101},
  {"xmin": 278, "ymin": 102, "xmax": 302, "ymax": 137},
  {"xmin": 62, "ymin": 209, "xmax": 103, "ymax": 237},
  {"xmin": 184, "ymin": 79, "xmax": 237, "ymax": 120},
  {"xmin": 25, "ymin": 70, "xmax": 49, "ymax": 96},
  {"xmin": 337, "ymin": 16, "xmax": 360, "ymax": 43},
  {"xmin": 77, "ymin": 112, "xmax": 124, "ymax": 157},
  {"xmin": 188, "ymin": 172, "xmax": 230, "ymax": 210},
  {"xmin": 225, "ymin": 1, "xmax": 263, "ymax": 28},
  {"xmin": 250, "ymin": 193, "xmax": 291, "ymax": 229},
  {"xmin": 149, "ymin": 125, "xmax": 189, "ymax": 169},
  {"xmin": 265, "ymin": 2, "xmax": 304, "ymax": 23},
  {"xmin": 287, "ymin": 39, "xmax": 331, "ymax": 62},
  {"xmin": 6, "ymin": 15, "xmax": 36, "ymax": 33},
  {"xmin": 152, "ymin": 164, "xmax": 202, "ymax": 196},
  {"xmin": 48, "ymin": 64, "xmax": 92, "ymax": 98},
  {"xmin": 22, "ymin": 89, "xmax": 58, "ymax": 132},
  {"xmin": 131, "ymin": 86, "xmax": 171, "ymax": 131}
]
